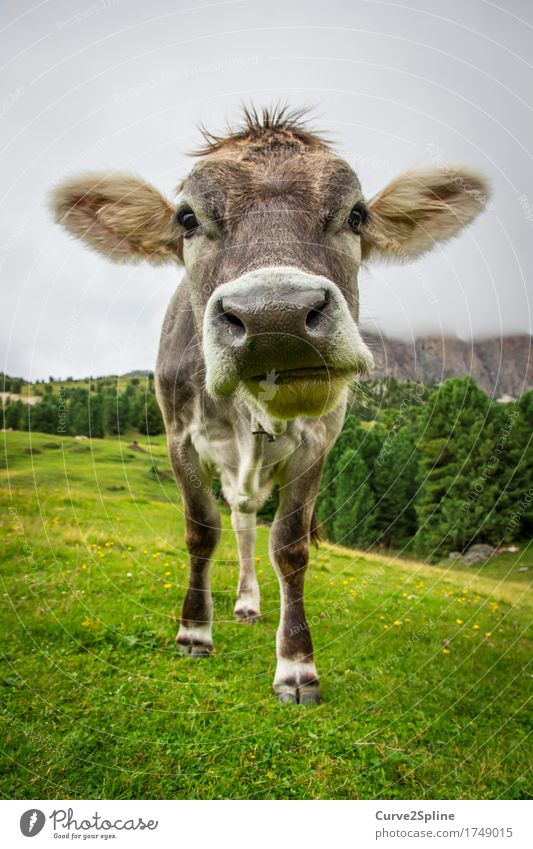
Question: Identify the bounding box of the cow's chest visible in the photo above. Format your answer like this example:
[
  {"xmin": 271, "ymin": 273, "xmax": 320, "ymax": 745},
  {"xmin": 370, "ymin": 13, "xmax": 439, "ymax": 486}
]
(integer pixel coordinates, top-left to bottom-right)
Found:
[{"xmin": 189, "ymin": 419, "xmax": 303, "ymax": 513}]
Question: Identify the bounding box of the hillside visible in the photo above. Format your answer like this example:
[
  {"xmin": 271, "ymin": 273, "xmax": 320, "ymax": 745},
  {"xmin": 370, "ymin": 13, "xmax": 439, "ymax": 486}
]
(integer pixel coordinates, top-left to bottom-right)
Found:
[
  {"xmin": 364, "ymin": 334, "xmax": 532, "ymax": 397},
  {"xmin": 1, "ymin": 429, "xmax": 531, "ymax": 799}
]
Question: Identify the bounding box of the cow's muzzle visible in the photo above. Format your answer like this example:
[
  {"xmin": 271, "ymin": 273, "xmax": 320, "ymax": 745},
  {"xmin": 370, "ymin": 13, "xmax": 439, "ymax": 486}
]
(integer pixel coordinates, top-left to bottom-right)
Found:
[{"xmin": 203, "ymin": 266, "xmax": 374, "ymax": 417}]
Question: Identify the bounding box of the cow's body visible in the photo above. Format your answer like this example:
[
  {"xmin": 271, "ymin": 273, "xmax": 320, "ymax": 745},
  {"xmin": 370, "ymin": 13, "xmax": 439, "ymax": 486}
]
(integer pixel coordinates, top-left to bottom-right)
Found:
[
  {"xmin": 51, "ymin": 106, "xmax": 489, "ymax": 704},
  {"xmin": 156, "ymin": 278, "xmax": 346, "ymax": 698}
]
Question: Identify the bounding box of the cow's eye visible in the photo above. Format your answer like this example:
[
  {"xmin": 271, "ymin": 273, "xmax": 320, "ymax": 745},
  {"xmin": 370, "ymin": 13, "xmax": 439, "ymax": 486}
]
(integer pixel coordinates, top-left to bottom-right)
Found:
[
  {"xmin": 176, "ymin": 207, "xmax": 199, "ymax": 234},
  {"xmin": 347, "ymin": 203, "xmax": 368, "ymax": 234}
]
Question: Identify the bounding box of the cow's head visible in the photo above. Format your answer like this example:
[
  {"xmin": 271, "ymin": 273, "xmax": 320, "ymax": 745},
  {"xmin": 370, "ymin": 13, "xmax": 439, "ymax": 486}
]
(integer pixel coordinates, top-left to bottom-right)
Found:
[{"xmin": 51, "ymin": 107, "xmax": 489, "ymax": 424}]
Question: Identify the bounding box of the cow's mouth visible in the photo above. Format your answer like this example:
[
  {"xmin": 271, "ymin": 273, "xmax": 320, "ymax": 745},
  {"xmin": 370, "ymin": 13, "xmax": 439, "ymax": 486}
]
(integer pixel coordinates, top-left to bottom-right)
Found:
[
  {"xmin": 241, "ymin": 365, "xmax": 355, "ymax": 419},
  {"xmin": 247, "ymin": 366, "xmax": 353, "ymax": 385}
]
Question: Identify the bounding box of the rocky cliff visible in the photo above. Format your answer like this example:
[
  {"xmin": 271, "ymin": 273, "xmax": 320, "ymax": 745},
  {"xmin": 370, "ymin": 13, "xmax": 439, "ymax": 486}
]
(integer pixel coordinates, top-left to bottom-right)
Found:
[{"xmin": 363, "ymin": 334, "xmax": 532, "ymax": 397}]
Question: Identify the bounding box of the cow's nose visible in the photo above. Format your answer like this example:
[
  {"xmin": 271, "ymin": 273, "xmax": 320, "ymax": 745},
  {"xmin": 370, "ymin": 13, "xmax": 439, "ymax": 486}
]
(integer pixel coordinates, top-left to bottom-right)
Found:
[{"xmin": 219, "ymin": 289, "xmax": 328, "ymax": 343}]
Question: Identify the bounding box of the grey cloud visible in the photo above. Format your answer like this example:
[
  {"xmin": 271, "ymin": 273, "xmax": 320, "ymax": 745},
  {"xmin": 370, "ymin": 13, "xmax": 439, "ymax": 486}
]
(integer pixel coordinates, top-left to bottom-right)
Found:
[{"xmin": 1, "ymin": 0, "xmax": 531, "ymax": 379}]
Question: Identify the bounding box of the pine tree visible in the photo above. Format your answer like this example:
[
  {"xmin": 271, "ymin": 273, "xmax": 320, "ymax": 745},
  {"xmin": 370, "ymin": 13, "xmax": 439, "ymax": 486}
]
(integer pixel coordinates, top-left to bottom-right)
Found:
[
  {"xmin": 88, "ymin": 392, "xmax": 105, "ymax": 438},
  {"xmin": 330, "ymin": 448, "xmax": 376, "ymax": 549},
  {"xmin": 3, "ymin": 401, "xmax": 23, "ymax": 430},
  {"xmin": 136, "ymin": 393, "xmax": 164, "ymax": 436},
  {"xmin": 317, "ymin": 413, "xmax": 382, "ymax": 546},
  {"xmin": 69, "ymin": 387, "xmax": 91, "ymax": 436},
  {"xmin": 499, "ymin": 392, "xmax": 533, "ymax": 541},
  {"xmin": 29, "ymin": 395, "xmax": 59, "ymax": 434},
  {"xmin": 105, "ymin": 391, "xmax": 132, "ymax": 435},
  {"xmin": 414, "ymin": 377, "xmax": 492, "ymax": 557},
  {"xmin": 373, "ymin": 425, "xmax": 419, "ymax": 547}
]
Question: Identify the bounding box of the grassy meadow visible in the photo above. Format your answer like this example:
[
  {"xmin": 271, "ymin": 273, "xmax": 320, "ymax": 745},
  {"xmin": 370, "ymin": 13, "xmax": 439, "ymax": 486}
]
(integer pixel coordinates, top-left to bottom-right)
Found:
[{"xmin": 1, "ymin": 429, "xmax": 531, "ymax": 799}]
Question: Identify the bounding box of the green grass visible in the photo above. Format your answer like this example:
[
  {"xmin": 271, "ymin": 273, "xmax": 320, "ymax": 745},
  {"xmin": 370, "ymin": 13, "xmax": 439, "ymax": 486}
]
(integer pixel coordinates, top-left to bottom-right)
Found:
[{"xmin": 1, "ymin": 430, "xmax": 531, "ymax": 799}]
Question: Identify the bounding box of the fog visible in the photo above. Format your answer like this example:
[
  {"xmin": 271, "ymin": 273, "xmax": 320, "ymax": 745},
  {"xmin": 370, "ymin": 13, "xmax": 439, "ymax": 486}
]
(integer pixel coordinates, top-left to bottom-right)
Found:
[{"xmin": 1, "ymin": 0, "xmax": 531, "ymax": 379}]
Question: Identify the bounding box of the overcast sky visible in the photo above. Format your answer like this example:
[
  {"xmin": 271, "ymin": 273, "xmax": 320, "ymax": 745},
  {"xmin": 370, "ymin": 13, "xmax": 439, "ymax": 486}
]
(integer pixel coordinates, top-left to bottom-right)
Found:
[{"xmin": 1, "ymin": 0, "xmax": 532, "ymax": 380}]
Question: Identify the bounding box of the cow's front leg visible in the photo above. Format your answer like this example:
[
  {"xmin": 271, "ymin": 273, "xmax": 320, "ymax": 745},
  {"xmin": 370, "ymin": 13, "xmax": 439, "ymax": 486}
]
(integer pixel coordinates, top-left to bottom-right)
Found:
[
  {"xmin": 171, "ymin": 440, "xmax": 220, "ymax": 657},
  {"xmin": 270, "ymin": 496, "xmax": 320, "ymax": 705},
  {"xmin": 177, "ymin": 504, "xmax": 219, "ymax": 656},
  {"xmin": 231, "ymin": 509, "xmax": 260, "ymax": 622}
]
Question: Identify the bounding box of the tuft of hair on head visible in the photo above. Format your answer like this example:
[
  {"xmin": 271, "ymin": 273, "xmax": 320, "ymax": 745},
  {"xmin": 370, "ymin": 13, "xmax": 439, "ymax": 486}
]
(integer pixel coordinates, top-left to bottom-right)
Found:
[{"xmin": 190, "ymin": 103, "xmax": 332, "ymax": 157}]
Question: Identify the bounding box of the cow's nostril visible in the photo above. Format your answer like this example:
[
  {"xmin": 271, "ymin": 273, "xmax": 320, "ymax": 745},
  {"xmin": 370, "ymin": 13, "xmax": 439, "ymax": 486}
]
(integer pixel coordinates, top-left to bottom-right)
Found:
[
  {"xmin": 224, "ymin": 312, "xmax": 245, "ymax": 328},
  {"xmin": 305, "ymin": 293, "xmax": 328, "ymax": 332},
  {"xmin": 220, "ymin": 310, "xmax": 246, "ymax": 337}
]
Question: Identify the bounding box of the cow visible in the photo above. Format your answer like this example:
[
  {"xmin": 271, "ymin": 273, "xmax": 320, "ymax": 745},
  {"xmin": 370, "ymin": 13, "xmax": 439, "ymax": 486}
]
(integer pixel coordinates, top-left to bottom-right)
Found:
[{"xmin": 51, "ymin": 106, "xmax": 489, "ymax": 704}]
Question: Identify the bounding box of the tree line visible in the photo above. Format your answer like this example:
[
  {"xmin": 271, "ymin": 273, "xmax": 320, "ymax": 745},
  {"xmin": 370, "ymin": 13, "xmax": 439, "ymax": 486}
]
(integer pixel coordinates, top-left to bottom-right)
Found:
[
  {"xmin": 317, "ymin": 377, "xmax": 532, "ymax": 557},
  {"xmin": 2, "ymin": 375, "xmax": 164, "ymax": 438}
]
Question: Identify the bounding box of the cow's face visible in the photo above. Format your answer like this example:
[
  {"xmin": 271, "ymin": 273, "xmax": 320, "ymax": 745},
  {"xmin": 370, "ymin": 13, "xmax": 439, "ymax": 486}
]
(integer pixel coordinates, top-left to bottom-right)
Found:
[
  {"xmin": 51, "ymin": 117, "xmax": 489, "ymax": 422},
  {"xmin": 177, "ymin": 150, "xmax": 374, "ymax": 419}
]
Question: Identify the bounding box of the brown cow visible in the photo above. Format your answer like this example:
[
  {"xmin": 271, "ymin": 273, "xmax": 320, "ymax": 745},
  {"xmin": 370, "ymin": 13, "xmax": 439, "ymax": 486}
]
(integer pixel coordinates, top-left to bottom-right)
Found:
[{"xmin": 51, "ymin": 106, "xmax": 489, "ymax": 704}]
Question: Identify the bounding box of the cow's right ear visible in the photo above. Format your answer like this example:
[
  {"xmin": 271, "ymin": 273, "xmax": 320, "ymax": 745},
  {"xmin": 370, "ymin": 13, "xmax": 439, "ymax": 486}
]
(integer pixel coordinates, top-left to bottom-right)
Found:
[
  {"xmin": 50, "ymin": 172, "xmax": 183, "ymax": 265},
  {"xmin": 360, "ymin": 165, "xmax": 490, "ymax": 262}
]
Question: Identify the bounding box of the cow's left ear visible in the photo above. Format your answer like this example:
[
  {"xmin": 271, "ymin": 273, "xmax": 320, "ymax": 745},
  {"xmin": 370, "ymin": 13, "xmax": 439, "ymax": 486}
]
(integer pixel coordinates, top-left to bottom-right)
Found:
[
  {"xmin": 361, "ymin": 165, "xmax": 491, "ymax": 262},
  {"xmin": 50, "ymin": 172, "xmax": 182, "ymax": 265}
]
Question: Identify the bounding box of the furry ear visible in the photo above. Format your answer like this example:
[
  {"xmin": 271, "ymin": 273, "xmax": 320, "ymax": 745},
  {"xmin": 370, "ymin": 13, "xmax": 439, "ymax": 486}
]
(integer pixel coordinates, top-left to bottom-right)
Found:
[
  {"xmin": 361, "ymin": 165, "xmax": 490, "ymax": 262},
  {"xmin": 50, "ymin": 172, "xmax": 182, "ymax": 265}
]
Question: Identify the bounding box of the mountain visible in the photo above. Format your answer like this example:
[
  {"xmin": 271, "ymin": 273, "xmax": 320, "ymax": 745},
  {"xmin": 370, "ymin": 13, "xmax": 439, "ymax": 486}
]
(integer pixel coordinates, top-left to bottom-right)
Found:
[
  {"xmin": 363, "ymin": 334, "xmax": 532, "ymax": 397},
  {"xmin": 5, "ymin": 339, "xmax": 530, "ymax": 400}
]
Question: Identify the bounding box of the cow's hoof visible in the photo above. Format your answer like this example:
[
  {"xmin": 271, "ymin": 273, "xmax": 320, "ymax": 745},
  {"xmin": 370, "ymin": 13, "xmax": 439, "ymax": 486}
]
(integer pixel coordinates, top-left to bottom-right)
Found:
[
  {"xmin": 176, "ymin": 640, "xmax": 212, "ymax": 657},
  {"xmin": 274, "ymin": 658, "xmax": 320, "ymax": 705},
  {"xmin": 275, "ymin": 683, "xmax": 320, "ymax": 706},
  {"xmin": 299, "ymin": 684, "xmax": 321, "ymax": 706},
  {"xmin": 176, "ymin": 626, "xmax": 212, "ymax": 657},
  {"xmin": 277, "ymin": 691, "xmax": 298, "ymax": 704},
  {"xmin": 179, "ymin": 644, "xmax": 212, "ymax": 657},
  {"xmin": 234, "ymin": 607, "xmax": 261, "ymax": 623}
]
